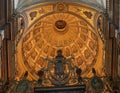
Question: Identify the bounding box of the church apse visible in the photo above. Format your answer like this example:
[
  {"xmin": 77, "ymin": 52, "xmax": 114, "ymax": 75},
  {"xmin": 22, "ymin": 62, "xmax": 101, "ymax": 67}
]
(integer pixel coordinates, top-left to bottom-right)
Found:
[{"xmin": 14, "ymin": 2, "xmax": 106, "ymax": 93}]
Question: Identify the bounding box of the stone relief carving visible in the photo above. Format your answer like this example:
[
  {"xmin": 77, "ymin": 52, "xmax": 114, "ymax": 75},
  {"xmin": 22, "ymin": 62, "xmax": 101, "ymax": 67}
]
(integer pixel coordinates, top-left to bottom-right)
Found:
[
  {"xmin": 29, "ymin": 11, "xmax": 37, "ymax": 20},
  {"xmin": 44, "ymin": 49, "xmax": 75, "ymax": 86},
  {"xmin": 83, "ymin": 11, "xmax": 92, "ymax": 19},
  {"xmin": 54, "ymin": 2, "xmax": 68, "ymax": 12}
]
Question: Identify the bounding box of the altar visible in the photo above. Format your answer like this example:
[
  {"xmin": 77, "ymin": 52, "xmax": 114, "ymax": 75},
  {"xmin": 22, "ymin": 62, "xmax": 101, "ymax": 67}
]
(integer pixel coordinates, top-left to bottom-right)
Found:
[
  {"xmin": 34, "ymin": 84, "xmax": 86, "ymax": 93},
  {"xmin": 34, "ymin": 50, "xmax": 86, "ymax": 93},
  {"xmin": 14, "ymin": 50, "xmax": 104, "ymax": 93}
]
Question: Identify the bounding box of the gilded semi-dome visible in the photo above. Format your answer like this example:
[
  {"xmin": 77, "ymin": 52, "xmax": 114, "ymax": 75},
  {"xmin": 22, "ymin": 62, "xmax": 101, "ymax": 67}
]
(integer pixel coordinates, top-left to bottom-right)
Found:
[
  {"xmin": 22, "ymin": 12, "xmax": 98, "ymax": 78},
  {"xmin": 16, "ymin": 2, "xmax": 105, "ymax": 80}
]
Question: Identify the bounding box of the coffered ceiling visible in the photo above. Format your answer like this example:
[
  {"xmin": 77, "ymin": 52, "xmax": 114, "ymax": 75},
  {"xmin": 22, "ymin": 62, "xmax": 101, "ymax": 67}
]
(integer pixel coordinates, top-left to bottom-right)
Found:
[{"xmin": 15, "ymin": 2, "xmax": 105, "ymax": 80}]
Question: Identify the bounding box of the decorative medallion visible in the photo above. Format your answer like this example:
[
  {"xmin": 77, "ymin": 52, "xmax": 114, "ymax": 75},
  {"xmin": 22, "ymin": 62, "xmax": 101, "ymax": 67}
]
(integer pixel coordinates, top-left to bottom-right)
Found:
[
  {"xmin": 54, "ymin": 3, "xmax": 68, "ymax": 12},
  {"xmin": 55, "ymin": 20, "xmax": 67, "ymax": 34}
]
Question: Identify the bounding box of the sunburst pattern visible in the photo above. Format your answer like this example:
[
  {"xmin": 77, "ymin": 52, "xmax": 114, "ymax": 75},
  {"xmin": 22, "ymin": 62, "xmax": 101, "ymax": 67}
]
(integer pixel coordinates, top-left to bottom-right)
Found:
[{"xmin": 40, "ymin": 13, "xmax": 80, "ymax": 47}]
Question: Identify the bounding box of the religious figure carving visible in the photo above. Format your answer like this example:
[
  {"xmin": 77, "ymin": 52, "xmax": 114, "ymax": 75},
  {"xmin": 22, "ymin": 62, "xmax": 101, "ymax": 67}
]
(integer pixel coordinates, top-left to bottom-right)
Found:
[
  {"xmin": 45, "ymin": 49, "xmax": 74, "ymax": 85},
  {"xmin": 53, "ymin": 50, "xmax": 66, "ymax": 76}
]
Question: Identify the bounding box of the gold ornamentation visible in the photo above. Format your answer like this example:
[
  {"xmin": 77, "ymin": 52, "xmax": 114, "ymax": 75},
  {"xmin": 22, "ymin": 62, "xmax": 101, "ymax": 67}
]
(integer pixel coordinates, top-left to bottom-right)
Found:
[
  {"xmin": 43, "ymin": 45, "xmax": 50, "ymax": 54},
  {"xmin": 23, "ymin": 32, "xmax": 31, "ymax": 42},
  {"xmin": 77, "ymin": 56, "xmax": 83, "ymax": 66},
  {"xmin": 69, "ymin": 5, "xmax": 95, "ymax": 26},
  {"xmin": 89, "ymin": 41, "xmax": 96, "ymax": 50},
  {"xmin": 54, "ymin": 3, "xmax": 67, "ymax": 12},
  {"xmin": 50, "ymin": 48, "xmax": 56, "ymax": 57},
  {"xmin": 80, "ymin": 34, "xmax": 87, "ymax": 41},
  {"xmin": 97, "ymin": 15, "xmax": 105, "ymax": 43},
  {"xmin": 83, "ymin": 11, "xmax": 92, "ymax": 19},
  {"xmin": 39, "ymin": 13, "xmax": 79, "ymax": 47},
  {"xmin": 54, "ymin": 20, "xmax": 67, "ymax": 34},
  {"xmin": 81, "ymin": 28, "xmax": 88, "ymax": 33},
  {"xmin": 71, "ymin": 45, "xmax": 78, "ymax": 54},
  {"xmin": 91, "ymin": 32, "xmax": 98, "ymax": 40},
  {"xmin": 84, "ymin": 49, "xmax": 91, "ymax": 59},
  {"xmin": 39, "ymin": 8, "xmax": 45, "ymax": 14},
  {"xmin": 65, "ymin": 47, "xmax": 70, "ymax": 57},
  {"xmin": 15, "ymin": 2, "xmax": 105, "ymax": 81},
  {"xmin": 77, "ymin": 40, "xmax": 84, "ymax": 49},
  {"xmin": 29, "ymin": 11, "xmax": 37, "ymax": 20},
  {"xmin": 23, "ymin": 41, "xmax": 32, "ymax": 51},
  {"xmin": 21, "ymin": 11, "xmax": 99, "ymax": 79},
  {"xmin": 31, "ymin": 49, "xmax": 38, "ymax": 60}
]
